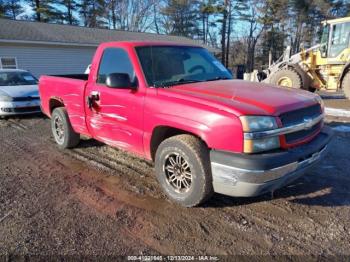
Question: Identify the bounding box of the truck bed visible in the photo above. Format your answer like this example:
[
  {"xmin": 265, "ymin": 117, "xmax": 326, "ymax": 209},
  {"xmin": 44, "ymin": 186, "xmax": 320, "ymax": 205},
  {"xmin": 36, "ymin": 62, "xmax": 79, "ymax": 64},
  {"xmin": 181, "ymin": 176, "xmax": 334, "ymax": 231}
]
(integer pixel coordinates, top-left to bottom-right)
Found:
[{"xmin": 39, "ymin": 74, "xmax": 89, "ymax": 136}]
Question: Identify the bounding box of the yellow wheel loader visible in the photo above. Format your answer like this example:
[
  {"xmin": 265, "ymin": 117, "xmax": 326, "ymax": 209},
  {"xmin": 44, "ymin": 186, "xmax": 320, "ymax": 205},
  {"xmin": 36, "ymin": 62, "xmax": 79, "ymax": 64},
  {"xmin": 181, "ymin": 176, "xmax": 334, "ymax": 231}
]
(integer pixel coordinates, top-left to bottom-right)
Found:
[{"xmin": 260, "ymin": 17, "xmax": 350, "ymax": 99}]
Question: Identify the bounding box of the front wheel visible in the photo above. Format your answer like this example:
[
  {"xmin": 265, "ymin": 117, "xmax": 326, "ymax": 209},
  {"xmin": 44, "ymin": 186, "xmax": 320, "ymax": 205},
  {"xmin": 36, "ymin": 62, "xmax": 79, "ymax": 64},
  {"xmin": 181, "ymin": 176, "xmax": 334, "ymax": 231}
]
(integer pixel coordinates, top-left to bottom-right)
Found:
[
  {"xmin": 155, "ymin": 134, "xmax": 213, "ymax": 207},
  {"xmin": 51, "ymin": 107, "xmax": 80, "ymax": 149}
]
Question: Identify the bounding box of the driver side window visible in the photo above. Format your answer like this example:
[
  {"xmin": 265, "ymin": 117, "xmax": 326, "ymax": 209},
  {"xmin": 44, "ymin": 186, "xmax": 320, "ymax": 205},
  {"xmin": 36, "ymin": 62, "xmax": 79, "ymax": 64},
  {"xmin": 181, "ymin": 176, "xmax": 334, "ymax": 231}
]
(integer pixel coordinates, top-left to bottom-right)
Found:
[{"xmin": 97, "ymin": 48, "xmax": 134, "ymax": 85}]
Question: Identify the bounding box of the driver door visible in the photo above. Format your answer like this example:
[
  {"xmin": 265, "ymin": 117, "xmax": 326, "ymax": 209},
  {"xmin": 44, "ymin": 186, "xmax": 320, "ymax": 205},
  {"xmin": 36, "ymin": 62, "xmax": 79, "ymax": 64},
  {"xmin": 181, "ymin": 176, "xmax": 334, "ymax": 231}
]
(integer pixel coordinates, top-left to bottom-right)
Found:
[{"xmin": 85, "ymin": 47, "xmax": 145, "ymax": 156}]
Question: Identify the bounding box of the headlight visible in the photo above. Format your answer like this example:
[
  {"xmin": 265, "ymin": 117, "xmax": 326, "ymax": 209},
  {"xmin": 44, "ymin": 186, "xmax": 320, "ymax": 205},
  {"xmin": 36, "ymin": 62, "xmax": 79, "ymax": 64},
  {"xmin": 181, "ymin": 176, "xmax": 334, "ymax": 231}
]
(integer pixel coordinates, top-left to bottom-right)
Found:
[
  {"xmin": 240, "ymin": 116, "xmax": 278, "ymax": 132},
  {"xmin": 244, "ymin": 137, "xmax": 280, "ymax": 153},
  {"xmin": 0, "ymin": 95, "xmax": 13, "ymax": 102},
  {"xmin": 240, "ymin": 116, "xmax": 280, "ymax": 153}
]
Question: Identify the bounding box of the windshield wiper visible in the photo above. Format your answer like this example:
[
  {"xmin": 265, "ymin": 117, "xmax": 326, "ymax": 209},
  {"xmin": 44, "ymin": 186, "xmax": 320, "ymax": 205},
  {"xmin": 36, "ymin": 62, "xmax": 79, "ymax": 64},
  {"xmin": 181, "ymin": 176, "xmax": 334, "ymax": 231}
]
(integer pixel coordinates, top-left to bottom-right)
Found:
[
  {"xmin": 205, "ymin": 76, "xmax": 231, "ymax": 82},
  {"xmin": 154, "ymin": 79, "xmax": 203, "ymax": 88}
]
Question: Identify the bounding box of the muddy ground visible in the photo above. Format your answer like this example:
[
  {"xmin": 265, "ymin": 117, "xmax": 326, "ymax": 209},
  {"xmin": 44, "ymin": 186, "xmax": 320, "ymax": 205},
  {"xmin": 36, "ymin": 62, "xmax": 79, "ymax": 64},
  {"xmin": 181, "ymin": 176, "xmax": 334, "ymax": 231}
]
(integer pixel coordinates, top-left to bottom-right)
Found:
[{"xmin": 0, "ymin": 100, "xmax": 350, "ymax": 258}]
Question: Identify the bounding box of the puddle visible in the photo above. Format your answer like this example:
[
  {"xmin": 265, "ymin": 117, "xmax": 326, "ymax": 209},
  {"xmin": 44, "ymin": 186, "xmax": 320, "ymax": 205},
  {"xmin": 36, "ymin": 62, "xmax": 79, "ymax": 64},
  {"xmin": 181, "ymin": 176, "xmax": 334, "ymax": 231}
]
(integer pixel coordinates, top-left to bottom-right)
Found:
[{"xmin": 332, "ymin": 125, "xmax": 350, "ymax": 132}]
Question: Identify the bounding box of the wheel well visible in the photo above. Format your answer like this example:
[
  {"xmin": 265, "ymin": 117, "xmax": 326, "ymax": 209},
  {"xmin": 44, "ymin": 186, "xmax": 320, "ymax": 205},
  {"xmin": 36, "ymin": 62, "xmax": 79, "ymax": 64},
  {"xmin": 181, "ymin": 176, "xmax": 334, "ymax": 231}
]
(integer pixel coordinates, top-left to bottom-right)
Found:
[
  {"xmin": 49, "ymin": 98, "xmax": 64, "ymax": 114},
  {"xmin": 340, "ymin": 63, "xmax": 350, "ymax": 85},
  {"xmin": 150, "ymin": 126, "xmax": 205, "ymax": 161}
]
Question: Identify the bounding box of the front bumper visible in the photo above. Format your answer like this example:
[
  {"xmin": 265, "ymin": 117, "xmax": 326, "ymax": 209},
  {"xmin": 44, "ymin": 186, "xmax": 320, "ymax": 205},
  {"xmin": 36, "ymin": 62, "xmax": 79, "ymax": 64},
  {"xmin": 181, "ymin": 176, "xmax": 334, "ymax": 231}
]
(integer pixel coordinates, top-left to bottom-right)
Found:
[
  {"xmin": 0, "ymin": 100, "xmax": 41, "ymax": 116},
  {"xmin": 210, "ymin": 126, "xmax": 333, "ymax": 197}
]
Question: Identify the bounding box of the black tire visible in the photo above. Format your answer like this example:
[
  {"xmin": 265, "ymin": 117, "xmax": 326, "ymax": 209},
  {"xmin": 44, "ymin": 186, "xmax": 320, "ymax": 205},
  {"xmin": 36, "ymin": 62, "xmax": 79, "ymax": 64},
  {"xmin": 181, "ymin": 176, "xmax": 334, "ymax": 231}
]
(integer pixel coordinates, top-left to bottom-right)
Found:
[
  {"xmin": 270, "ymin": 68, "xmax": 303, "ymax": 89},
  {"xmin": 51, "ymin": 107, "xmax": 80, "ymax": 149},
  {"xmin": 155, "ymin": 134, "xmax": 213, "ymax": 207},
  {"xmin": 342, "ymin": 71, "xmax": 350, "ymax": 99}
]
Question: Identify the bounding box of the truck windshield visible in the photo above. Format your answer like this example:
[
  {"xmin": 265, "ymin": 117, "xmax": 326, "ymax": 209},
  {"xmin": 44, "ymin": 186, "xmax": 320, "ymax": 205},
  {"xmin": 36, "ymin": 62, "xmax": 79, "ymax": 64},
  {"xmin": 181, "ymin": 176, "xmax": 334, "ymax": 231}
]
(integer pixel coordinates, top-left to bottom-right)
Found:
[
  {"xmin": 0, "ymin": 71, "xmax": 38, "ymax": 86},
  {"xmin": 135, "ymin": 46, "xmax": 232, "ymax": 87}
]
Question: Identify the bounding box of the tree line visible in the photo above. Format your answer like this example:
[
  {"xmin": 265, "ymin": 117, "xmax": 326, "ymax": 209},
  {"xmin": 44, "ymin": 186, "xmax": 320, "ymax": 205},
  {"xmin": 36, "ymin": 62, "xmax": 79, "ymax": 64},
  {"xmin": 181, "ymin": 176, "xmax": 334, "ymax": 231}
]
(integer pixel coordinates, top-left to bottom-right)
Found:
[{"xmin": 1, "ymin": 0, "xmax": 349, "ymax": 73}]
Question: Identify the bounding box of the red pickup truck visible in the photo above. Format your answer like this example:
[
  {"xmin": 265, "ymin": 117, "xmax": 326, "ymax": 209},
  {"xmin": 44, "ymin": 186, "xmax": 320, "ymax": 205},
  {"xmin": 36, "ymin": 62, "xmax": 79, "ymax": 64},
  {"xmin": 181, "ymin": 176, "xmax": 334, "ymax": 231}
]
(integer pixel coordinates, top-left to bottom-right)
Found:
[{"xmin": 39, "ymin": 41, "xmax": 332, "ymax": 207}]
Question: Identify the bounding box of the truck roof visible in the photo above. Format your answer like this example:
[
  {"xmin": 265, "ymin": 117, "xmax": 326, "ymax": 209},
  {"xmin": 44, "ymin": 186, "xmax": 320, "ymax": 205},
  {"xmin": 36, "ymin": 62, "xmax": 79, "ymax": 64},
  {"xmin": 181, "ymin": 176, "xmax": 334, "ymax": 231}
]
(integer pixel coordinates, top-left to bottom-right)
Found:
[{"xmin": 98, "ymin": 40, "xmax": 203, "ymax": 49}]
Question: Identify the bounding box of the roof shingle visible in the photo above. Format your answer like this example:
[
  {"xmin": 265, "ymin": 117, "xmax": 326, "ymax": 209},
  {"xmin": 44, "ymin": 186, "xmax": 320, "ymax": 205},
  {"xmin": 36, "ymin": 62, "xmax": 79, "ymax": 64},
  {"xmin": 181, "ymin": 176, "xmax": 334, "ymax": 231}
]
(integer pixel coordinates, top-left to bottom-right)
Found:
[{"xmin": 0, "ymin": 18, "xmax": 217, "ymax": 52}]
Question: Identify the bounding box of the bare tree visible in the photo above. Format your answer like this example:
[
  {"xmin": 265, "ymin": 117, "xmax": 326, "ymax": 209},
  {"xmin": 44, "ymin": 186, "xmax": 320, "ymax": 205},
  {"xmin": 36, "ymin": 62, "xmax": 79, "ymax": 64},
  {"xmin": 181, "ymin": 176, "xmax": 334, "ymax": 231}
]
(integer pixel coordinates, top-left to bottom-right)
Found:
[
  {"xmin": 107, "ymin": 0, "xmax": 156, "ymax": 32},
  {"xmin": 219, "ymin": 0, "xmax": 228, "ymax": 64}
]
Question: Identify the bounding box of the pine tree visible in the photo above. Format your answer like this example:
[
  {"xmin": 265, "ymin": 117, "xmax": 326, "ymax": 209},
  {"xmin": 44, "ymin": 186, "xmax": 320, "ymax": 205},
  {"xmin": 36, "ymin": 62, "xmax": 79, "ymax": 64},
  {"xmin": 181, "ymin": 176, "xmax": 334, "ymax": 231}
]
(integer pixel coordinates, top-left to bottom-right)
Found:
[
  {"xmin": 217, "ymin": 0, "xmax": 228, "ymax": 64},
  {"xmin": 25, "ymin": 0, "xmax": 62, "ymax": 22},
  {"xmin": 59, "ymin": 0, "xmax": 79, "ymax": 25},
  {"xmin": 200, "ymin": 0, "xmax": 217, "ymax": 44},
  {"xmin": 78, "ymin": 0, "xmax": 107, "ymax": 28},
  {"xmin": 161, "ymin": 0, "xmax": 200, "ymax": 38},
  {"xmin": 0, "ymin": 0, "xmax": 6, "ymax": 18},
  {"xmin": 4, "ymin": 0, "xmax": 24, "ymax": 20}
]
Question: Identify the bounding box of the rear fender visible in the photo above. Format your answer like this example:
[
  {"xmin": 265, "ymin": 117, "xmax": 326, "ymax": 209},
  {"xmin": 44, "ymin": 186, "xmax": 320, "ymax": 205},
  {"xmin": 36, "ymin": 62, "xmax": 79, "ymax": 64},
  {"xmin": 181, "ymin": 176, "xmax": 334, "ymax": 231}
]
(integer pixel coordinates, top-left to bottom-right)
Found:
[{"xmin": 48, "ymin": 96, "xmax": 65, "ymax": 116}]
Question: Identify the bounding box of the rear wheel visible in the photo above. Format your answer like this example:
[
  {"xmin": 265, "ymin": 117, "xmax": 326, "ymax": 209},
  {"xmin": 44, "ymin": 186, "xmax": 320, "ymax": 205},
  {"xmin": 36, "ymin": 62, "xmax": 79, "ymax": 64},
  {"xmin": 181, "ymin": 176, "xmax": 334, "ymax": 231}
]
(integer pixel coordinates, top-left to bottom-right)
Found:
[
  {"xmin": 342, "ymin": 71, "xmax": 350, "ymax": 99},
  {"xmin": 270, "ymin": 68, "xmax": 303, "ymax": 89},
  {"xmin": 51, "ymin": 107, "xmax": 80, "ymax": 149},
  {"xmin": 155, "ymin": 134, "xmax": 213, "ymax": 207}
]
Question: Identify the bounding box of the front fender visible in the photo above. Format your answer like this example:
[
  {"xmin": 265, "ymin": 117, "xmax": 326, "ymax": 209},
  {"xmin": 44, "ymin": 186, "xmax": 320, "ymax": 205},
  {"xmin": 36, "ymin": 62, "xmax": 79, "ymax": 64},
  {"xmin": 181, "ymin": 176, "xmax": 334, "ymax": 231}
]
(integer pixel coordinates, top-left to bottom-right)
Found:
[{"xmin": 143, "ymin": 112, "xmax": 243, "ymax": 160}]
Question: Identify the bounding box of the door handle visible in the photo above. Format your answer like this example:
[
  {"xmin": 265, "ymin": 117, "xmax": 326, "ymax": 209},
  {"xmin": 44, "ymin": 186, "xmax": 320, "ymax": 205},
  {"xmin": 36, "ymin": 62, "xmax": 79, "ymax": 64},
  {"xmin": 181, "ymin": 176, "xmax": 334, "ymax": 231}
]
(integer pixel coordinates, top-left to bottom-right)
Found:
[{"xmin": 87, "ymin": 91, "xmax": 100, "ymax": 109}]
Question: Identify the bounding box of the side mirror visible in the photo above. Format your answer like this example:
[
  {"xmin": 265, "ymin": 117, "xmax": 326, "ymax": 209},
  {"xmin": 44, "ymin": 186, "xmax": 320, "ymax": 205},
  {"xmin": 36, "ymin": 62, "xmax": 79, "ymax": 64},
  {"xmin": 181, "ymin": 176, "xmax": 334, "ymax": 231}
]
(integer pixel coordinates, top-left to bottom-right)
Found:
[{"xmin": 106, "ymin": 73, "xmax": 137, "ymax": 90}]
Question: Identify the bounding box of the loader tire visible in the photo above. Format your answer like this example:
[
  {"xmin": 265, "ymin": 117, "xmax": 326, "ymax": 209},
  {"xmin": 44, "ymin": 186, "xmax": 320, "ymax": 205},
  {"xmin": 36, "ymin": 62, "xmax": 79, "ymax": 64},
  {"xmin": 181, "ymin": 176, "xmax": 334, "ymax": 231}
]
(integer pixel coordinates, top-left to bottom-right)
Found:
[
  {"xmin": 270, "ymin": 68, "xmax": 303, "ymax": 89},
  {"xmin": 342, "ymin": 71, "xmax": 350, "ymax": 99}
]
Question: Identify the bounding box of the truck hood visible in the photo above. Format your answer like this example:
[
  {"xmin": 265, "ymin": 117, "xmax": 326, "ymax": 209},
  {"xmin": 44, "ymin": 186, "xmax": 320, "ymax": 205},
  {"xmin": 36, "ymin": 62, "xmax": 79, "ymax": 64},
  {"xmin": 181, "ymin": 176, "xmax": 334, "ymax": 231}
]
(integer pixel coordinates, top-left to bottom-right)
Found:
[
  {"xmin": 169, "ymin": 80, "xmax": 319, "ymax": 116},
  {"xmin": 0, "ymin": 85, "xmax": 39, "ymax": 98}
]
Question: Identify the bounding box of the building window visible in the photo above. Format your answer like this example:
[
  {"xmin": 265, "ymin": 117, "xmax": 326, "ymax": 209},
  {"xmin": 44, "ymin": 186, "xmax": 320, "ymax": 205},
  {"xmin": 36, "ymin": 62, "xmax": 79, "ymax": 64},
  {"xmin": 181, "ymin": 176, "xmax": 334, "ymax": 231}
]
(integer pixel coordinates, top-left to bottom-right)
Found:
[{"xmin": 0, "ymin": 57, "xmax": 17, "ymax": 69}]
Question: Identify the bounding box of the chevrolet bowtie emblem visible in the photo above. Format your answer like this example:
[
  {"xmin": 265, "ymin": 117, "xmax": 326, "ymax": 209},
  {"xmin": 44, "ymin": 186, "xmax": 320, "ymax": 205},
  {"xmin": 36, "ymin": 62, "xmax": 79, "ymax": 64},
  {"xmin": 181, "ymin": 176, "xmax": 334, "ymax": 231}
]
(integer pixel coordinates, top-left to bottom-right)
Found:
[{"xmin": 303, "ymin": 117, "xmax": 314, "ymax": 129}]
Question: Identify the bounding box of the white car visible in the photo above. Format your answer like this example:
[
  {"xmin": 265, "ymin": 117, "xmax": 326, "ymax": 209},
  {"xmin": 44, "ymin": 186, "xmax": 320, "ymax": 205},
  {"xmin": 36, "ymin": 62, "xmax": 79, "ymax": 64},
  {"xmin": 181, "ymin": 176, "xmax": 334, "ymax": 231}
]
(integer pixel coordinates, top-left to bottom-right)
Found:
[{"xmin": 0, "ymin": 69, "xmax": 41, "ymax": 118}]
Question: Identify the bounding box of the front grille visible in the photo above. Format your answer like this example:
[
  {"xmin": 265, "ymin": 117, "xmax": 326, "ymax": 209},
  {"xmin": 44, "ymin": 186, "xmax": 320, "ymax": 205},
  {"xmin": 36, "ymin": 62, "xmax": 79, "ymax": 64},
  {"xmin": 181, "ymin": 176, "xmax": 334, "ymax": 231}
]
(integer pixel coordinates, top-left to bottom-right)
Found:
[
  {"xmin": 12, "ymin": 97, "xmax": 39, "ymax": 102},
  {"xmin": 279, "ymin": 104, "xmax": 322, "ymax": 145},
  {"xmin": 1, "ymin": 106, "xmax": 41, "ymax": 113},
  {"xmin": 12, "ymin": 106, "xmax": 41, "ymax": 113},
  {"xmin": 280, "ymin": 104, "xmax": 322, "ymax": 126},
  {"xmin": 285, "ymin": 122, "xmax": 322, "ymax": 143}
]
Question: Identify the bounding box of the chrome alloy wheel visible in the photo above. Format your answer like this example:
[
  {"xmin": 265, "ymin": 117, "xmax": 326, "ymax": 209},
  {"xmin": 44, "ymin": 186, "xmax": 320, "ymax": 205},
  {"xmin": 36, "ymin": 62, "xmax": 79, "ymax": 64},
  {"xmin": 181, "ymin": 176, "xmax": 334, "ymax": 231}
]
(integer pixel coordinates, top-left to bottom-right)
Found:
[
  {"xmin": 163, "ymin": 153, "xmax": 192, "ymax": 193},
  {"xmin": 53, "ymin": 115, "xmax": 65, "ymax": 144}
]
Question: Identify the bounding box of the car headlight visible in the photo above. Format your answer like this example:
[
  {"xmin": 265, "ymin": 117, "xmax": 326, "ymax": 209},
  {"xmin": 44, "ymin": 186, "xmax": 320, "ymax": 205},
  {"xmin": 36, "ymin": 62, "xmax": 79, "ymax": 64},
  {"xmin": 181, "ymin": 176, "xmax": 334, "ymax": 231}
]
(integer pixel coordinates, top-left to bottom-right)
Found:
[
  {"xmin": 240, "ymin": 116, "xmax": 278, "ymax": 132},
  {"xmin": 244, "ymin": 137, "xmax": 280, "ymax": 153},
  {"xmin": 240, "ymin": 116, "xmax": 280, "ymax": 153},
  {"xmin": 0, "ymin": 95, "xmax": 13, "ymax": 102}
]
